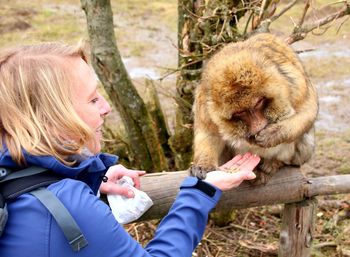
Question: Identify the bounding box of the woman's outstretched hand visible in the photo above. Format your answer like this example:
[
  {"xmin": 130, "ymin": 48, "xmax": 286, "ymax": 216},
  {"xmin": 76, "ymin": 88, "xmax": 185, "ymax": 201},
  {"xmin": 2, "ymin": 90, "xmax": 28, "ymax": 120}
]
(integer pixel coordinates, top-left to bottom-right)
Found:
[
  {"xmin": 99, "ymin": 164, "xmax": 146, "ymax": 198},
  {"xmin": 204, "ymin": 152, "xmax": 260, "ymax": 191}
]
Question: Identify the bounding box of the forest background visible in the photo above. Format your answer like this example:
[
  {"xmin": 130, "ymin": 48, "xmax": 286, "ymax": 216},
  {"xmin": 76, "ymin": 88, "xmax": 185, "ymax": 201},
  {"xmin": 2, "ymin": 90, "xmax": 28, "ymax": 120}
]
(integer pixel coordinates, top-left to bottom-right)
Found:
[{"xmin": 1, "ymin": 0, "xmax": 350, "ymax": 256}]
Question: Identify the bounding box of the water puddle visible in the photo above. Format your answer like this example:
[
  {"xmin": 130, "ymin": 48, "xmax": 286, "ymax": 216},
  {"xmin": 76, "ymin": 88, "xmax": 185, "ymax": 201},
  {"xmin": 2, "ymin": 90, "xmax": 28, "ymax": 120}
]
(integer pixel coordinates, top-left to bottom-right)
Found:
[
  {"xmin": 315, "ymin": 77, "xmax": 350, "ymax": 132},
  {"xmin": 128, "ymin": 67, "xmax": 159, "ymax": 79}
]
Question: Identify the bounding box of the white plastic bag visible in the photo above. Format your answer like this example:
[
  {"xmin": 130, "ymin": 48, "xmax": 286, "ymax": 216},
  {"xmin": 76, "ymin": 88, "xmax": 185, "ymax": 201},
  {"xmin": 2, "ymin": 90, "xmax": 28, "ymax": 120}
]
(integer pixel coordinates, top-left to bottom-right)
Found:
[{"xmin": 107, "ymin": 176, "xmax": 153, "ymax": 224}]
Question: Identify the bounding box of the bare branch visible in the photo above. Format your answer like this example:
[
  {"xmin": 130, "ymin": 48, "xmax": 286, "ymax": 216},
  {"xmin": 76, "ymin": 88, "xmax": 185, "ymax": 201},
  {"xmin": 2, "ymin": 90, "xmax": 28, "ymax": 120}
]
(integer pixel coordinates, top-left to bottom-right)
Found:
[
  {"xmin": 297, "ymin": 0, "xmax": 311, "ymax": 28},
  {"xmin": 259, "ymin": 0, "xmax": 269, "ymax": 21},
  {"xmin": 286, "ymin": 1, "xmax": 350, "ymax": 44},
  {"xmin": 270, "ymin": 0, "xmax": 299, "ymax": 22},
  {"xmin": 254, "ymin": 0, "xmax": 299, "ymax": 33}
]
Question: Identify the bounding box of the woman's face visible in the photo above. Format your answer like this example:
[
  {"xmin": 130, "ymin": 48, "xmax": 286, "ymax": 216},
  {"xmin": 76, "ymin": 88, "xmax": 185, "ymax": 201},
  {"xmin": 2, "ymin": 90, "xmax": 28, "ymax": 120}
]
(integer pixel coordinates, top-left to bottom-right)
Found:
[{"xmin": 70, "ymin": 57, "xmax": 111, "ymax": 154}]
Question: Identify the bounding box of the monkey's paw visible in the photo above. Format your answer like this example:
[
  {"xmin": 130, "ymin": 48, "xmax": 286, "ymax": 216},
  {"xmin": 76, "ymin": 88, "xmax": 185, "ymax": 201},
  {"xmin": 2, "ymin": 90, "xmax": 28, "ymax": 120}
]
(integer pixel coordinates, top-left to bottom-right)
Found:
[
  {"xmin": 189, "ymin": 165, "xmax": 216, "ymax": 179},
  {"xmin": 255, "ymin": 124, "xmax": 284, "ymax": 148},
  {"xmin": 249, "ymin": 171, "xmax": 270, "ymax": 186},
  {"xmin": 259, "ymin": 159, "xmax": 284, "ymax": 175}
]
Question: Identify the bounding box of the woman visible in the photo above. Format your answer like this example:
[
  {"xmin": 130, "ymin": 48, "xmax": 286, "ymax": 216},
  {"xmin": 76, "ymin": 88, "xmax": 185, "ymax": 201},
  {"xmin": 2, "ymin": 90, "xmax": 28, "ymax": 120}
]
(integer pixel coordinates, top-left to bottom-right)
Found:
[{"xmin": 0, "ymin": 42, "xmax": 260, "ymax": 257}]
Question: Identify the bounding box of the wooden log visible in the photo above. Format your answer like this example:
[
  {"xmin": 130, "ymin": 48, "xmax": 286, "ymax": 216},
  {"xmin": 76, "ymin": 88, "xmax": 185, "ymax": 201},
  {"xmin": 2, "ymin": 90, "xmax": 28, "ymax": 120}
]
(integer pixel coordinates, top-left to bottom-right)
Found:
[
  {"xmin": 279, "ymin": 198, "xmax": 317, "ymax": 257},
  {"xmin": 139, "ymin": 167, "xmax": 350, "ymax": 221},
  {"xmin": 305, "ymin": 175, "xmax": 350, "ymax": 197}
]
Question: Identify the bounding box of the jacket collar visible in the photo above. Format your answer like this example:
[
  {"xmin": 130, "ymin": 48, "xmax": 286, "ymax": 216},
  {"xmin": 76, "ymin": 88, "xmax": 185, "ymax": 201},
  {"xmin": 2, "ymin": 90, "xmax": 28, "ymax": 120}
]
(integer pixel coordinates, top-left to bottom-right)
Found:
[{"xmin": 0, "ymin": 148, "xmax": 118, "ymax": 194}]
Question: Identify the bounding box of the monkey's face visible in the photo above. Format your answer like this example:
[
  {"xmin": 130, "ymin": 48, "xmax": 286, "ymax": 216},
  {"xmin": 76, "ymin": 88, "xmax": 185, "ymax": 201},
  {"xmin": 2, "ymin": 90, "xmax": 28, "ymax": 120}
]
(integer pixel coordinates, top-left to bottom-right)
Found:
[
  {"xmin": 208, "ymin": 89, "xmax": 272, "ymax": 144},
  {"xmin": 204, "ymin": 52, "xmax": 294, "ymax": 146}
]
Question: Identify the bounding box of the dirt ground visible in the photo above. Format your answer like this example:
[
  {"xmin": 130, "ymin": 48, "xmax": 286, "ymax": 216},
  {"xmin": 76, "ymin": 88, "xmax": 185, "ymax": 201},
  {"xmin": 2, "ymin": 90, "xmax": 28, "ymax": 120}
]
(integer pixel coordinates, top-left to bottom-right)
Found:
[{"xmin": 1, "ymin": 0, "xmax": 350, "ymax": 256}]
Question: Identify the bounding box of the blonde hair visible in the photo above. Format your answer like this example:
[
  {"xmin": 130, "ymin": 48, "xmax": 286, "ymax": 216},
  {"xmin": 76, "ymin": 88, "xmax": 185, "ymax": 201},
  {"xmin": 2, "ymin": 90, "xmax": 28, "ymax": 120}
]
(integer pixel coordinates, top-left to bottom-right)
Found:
[{"xmin": 0, "ymin": 42, "xmax": 94, "ymax": 165}]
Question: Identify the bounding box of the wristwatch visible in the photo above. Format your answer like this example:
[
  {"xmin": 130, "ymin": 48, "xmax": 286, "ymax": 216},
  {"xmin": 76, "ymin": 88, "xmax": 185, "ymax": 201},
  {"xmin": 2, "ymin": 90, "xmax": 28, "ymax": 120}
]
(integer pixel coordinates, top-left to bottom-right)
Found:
[{"xmin": 180, "ymin": 177, "xmax": 217, "ymax": 197}]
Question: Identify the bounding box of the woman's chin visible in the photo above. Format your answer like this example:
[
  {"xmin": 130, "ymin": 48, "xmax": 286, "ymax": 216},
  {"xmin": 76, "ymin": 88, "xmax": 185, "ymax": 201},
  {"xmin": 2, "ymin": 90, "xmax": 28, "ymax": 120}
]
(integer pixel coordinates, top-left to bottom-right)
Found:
[{"xmin": 86, "ymin": 141, "xmax": 101, "ymax": 154}]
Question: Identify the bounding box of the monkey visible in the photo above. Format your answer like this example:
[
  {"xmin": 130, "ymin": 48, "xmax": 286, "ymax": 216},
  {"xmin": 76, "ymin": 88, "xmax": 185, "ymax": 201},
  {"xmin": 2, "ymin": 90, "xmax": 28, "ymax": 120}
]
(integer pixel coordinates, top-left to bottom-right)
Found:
[{"xmin": 189, "ymin": 33, "xmax": 318, "ymax": 184}]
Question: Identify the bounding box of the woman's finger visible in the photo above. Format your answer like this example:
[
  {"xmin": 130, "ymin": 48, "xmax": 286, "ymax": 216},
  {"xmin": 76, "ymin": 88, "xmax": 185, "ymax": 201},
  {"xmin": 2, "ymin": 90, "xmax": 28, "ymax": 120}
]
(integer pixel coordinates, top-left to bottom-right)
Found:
[
  {"xmin": 132, "ymin": 176, "xmax": 141, "ymax": 189},
  {"xmin": 219, "ymin": 154, "xmax": 242, "ymax": 169},
  {"xmin": 239, "ymin": 155, "xmax": 260, "ymax": 172},
  {"xmin": 235, "ymin": 152, "xmax": 252, "ymax": 166},
  {"xmin": 99, "ymin": 182, "xmax": 135, "ymax": 198}
]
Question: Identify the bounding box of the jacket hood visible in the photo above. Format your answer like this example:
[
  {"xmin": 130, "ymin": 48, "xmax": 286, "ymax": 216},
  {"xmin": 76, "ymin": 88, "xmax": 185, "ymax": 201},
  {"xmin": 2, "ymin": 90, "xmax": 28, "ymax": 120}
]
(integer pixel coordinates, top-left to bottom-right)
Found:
[{"xmin": 0, "ymin": 148, "xmax": 118, "ymax": 194}]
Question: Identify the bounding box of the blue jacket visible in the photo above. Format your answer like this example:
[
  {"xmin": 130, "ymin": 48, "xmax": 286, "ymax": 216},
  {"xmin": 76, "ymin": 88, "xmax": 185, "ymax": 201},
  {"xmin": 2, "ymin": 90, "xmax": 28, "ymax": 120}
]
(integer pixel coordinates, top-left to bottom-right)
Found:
[{"xmin": 0, "ymin": 150, "xmax": 222, "ymax": 257}]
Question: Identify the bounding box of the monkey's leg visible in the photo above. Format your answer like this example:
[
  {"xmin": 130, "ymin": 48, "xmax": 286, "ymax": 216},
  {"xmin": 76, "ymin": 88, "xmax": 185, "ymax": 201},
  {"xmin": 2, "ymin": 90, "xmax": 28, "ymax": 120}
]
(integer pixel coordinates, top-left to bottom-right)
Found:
[
  {"xmin": 190, "ymin": 131, "xmax": 225, "ymax": 179},
  {"xmin": 291, "ymin": 127, "xmax": 315, "ymax": 165},
  {"xmin": 251, "ymin": 158, "xmax": 284, "ymax": 185},
  {"xmin": 260, "ymin": 158, "xmax": 284, "ymax": 175}
]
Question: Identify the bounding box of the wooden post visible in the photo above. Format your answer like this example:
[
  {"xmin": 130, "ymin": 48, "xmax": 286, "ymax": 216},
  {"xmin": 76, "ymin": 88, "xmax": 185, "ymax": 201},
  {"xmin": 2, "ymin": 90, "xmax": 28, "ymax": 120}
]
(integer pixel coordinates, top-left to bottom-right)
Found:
[{"xmin": 279, "ymin": 198, "xmax": 317, "ymax": 257}]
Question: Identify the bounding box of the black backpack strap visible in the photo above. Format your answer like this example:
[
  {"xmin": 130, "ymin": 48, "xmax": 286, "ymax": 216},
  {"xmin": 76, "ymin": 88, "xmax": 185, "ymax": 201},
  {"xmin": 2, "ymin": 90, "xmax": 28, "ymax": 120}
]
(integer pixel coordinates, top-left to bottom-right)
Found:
[
  {"xmin": 0, "ymin": 171, "xmax": 62, "ymax": 201},
  {"xmin": 0, "ymin": 166, "xmax": 49, "ymax": 182},
  {"xmin": 0, "ymin": 166, "xmax": 88, "ymax": 252},
  {"xmin": 30, "ymin": 188, "xmax": 88, "ymax": 252}
]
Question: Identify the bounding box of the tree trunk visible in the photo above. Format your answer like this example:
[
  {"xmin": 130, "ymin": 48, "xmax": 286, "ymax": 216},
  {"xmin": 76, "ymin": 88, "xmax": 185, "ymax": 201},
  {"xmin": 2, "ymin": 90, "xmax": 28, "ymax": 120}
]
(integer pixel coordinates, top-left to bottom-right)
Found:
[
  {"xmin": 145, "ymin": 79, "xmax": 173, "ymax": 168},
  {"xmin": 168, "ymin": 0, "xmax": 203, "ymax": 170},
  {"xmin": 81, "ymin": 0, "xmax": 168, "ymax": 172}
]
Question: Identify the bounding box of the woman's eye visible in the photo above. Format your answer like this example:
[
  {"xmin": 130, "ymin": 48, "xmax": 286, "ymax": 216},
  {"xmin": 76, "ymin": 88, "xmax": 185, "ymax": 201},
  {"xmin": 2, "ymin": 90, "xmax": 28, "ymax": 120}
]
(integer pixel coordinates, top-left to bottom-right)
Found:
[{"xmin": 90, "ymin": 97, "xmax": 99, "ymax": 104}]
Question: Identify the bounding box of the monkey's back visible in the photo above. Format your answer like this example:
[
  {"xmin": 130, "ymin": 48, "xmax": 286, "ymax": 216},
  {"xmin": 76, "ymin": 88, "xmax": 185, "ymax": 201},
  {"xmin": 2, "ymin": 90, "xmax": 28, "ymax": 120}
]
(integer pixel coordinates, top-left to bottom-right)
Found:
[{"xmin": 201, "ymin": 33, "xmax": 316, "ymax": 115}]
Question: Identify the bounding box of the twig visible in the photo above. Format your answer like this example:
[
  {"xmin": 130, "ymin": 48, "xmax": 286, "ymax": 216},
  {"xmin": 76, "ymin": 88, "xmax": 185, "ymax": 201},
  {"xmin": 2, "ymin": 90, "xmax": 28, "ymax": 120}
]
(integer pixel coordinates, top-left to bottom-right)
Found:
[
  {"xmin": 297, "ymin": 0, "xmax": 311, "ymax": 28},
  {"xmin": 257, "ymin": 0, "xmax": 268, "ymax": 26},
  {"xmin": 254, "ymin": 0, "xmax": 299, "ymax": 33},
  {"xmin": 286, "ymin": 2, "xmax": 350, "ymax": 44},
  {"xmin": 313, "ymin": 241, "xmax": 338, "ymax": 249},
  {"xmin": 270, "ymin": 0, "xmax": 298, "ymax": 22}
]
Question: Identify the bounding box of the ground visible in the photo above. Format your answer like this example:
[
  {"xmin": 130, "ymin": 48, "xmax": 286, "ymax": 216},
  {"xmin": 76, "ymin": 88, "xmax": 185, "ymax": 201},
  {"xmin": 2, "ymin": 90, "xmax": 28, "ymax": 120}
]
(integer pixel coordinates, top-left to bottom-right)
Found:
[{"xmin": 1, "ymin": 0, "xmax": 350, "ymax": 256}]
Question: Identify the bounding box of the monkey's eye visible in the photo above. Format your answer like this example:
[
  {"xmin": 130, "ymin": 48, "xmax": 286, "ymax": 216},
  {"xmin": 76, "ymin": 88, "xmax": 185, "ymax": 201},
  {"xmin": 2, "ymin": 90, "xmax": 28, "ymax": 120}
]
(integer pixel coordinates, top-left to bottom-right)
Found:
[
  {"xmin": 255, "ymin": 98, "xmax": 266, "ymax": 109},
  {"xmin": 230, "ymin": 111, "xmax": 246, "ymax": 120},
  {"xmin": 234, "ymin": 111, "xmax": 246, "ymax": 116}
]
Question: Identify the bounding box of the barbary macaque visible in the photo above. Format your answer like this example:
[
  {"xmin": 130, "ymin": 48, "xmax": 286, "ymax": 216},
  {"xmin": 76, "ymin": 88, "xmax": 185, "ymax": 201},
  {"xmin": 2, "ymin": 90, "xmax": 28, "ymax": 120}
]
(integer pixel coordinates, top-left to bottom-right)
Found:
[{"xmin": 190, "ymin": 33, "xmax": 318, "ymax": 183}]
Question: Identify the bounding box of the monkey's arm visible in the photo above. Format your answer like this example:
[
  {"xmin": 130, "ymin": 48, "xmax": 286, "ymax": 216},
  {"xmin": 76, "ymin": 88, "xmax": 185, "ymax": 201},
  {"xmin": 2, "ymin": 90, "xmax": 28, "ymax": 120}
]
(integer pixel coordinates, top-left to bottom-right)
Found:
[
  {"xmin": 192, "ymin": 129, "xmax": 226, "ymax": 172},
  {"xmin": 190, "ymin": 101, "xmax": 225, "ymax": 178},
  {"xmin": 190, "ymin": 88, "xmax": 226, "ymax": 178}
]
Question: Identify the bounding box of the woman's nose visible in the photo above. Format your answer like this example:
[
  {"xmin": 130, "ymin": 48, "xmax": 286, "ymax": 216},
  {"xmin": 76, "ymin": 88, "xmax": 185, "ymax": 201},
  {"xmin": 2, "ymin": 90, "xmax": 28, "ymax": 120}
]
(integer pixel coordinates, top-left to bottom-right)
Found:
[{"xmin": 100, "ymin": 96, "xmax": 111, "ymax": 117}]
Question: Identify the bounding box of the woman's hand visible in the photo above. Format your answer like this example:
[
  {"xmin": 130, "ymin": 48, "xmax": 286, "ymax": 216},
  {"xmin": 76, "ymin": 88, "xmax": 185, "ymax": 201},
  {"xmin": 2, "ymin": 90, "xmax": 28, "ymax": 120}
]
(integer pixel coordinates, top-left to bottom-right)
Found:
[
  {"xmin": 99, "ymin": 164, "xmax": 146, "ymax": 198},
  {"xmin": 204, "ymin": 153, "xmax": 260, "ymax": 191}
]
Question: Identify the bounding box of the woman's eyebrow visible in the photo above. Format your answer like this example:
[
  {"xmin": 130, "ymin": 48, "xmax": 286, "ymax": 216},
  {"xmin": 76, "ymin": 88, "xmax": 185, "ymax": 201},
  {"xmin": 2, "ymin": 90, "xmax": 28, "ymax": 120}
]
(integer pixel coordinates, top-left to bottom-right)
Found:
[{"xmin": 87, "ymin": 87, "xmax": 97, "ymax": 100}]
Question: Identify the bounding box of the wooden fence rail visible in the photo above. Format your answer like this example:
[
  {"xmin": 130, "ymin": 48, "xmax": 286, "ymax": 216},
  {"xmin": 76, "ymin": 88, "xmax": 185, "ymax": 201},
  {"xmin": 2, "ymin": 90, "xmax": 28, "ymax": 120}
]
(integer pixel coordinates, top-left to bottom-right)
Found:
[{"xmin": 138, "ymin": 167, "xmax": 350, "ymax": 257}]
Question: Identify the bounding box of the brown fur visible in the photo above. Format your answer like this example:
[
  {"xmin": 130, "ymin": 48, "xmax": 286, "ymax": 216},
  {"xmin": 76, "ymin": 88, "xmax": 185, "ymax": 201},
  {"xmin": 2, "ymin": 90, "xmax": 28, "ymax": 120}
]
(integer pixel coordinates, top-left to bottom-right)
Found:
[{"xmin": 190, "ymin": 33, "xmax": 318, "ymax": 183}]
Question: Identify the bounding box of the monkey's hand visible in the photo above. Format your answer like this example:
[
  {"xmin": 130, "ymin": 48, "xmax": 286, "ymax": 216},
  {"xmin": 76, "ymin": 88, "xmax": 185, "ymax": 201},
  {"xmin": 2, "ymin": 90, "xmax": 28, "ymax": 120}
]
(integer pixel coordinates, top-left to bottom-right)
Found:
[
  {"xmin": 189, "ymin": 165, "xmax": 217, "ymax": 179},
  {"xmin": 254, "ymin": 123, "xmax": 286, "ymax": 148}
]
